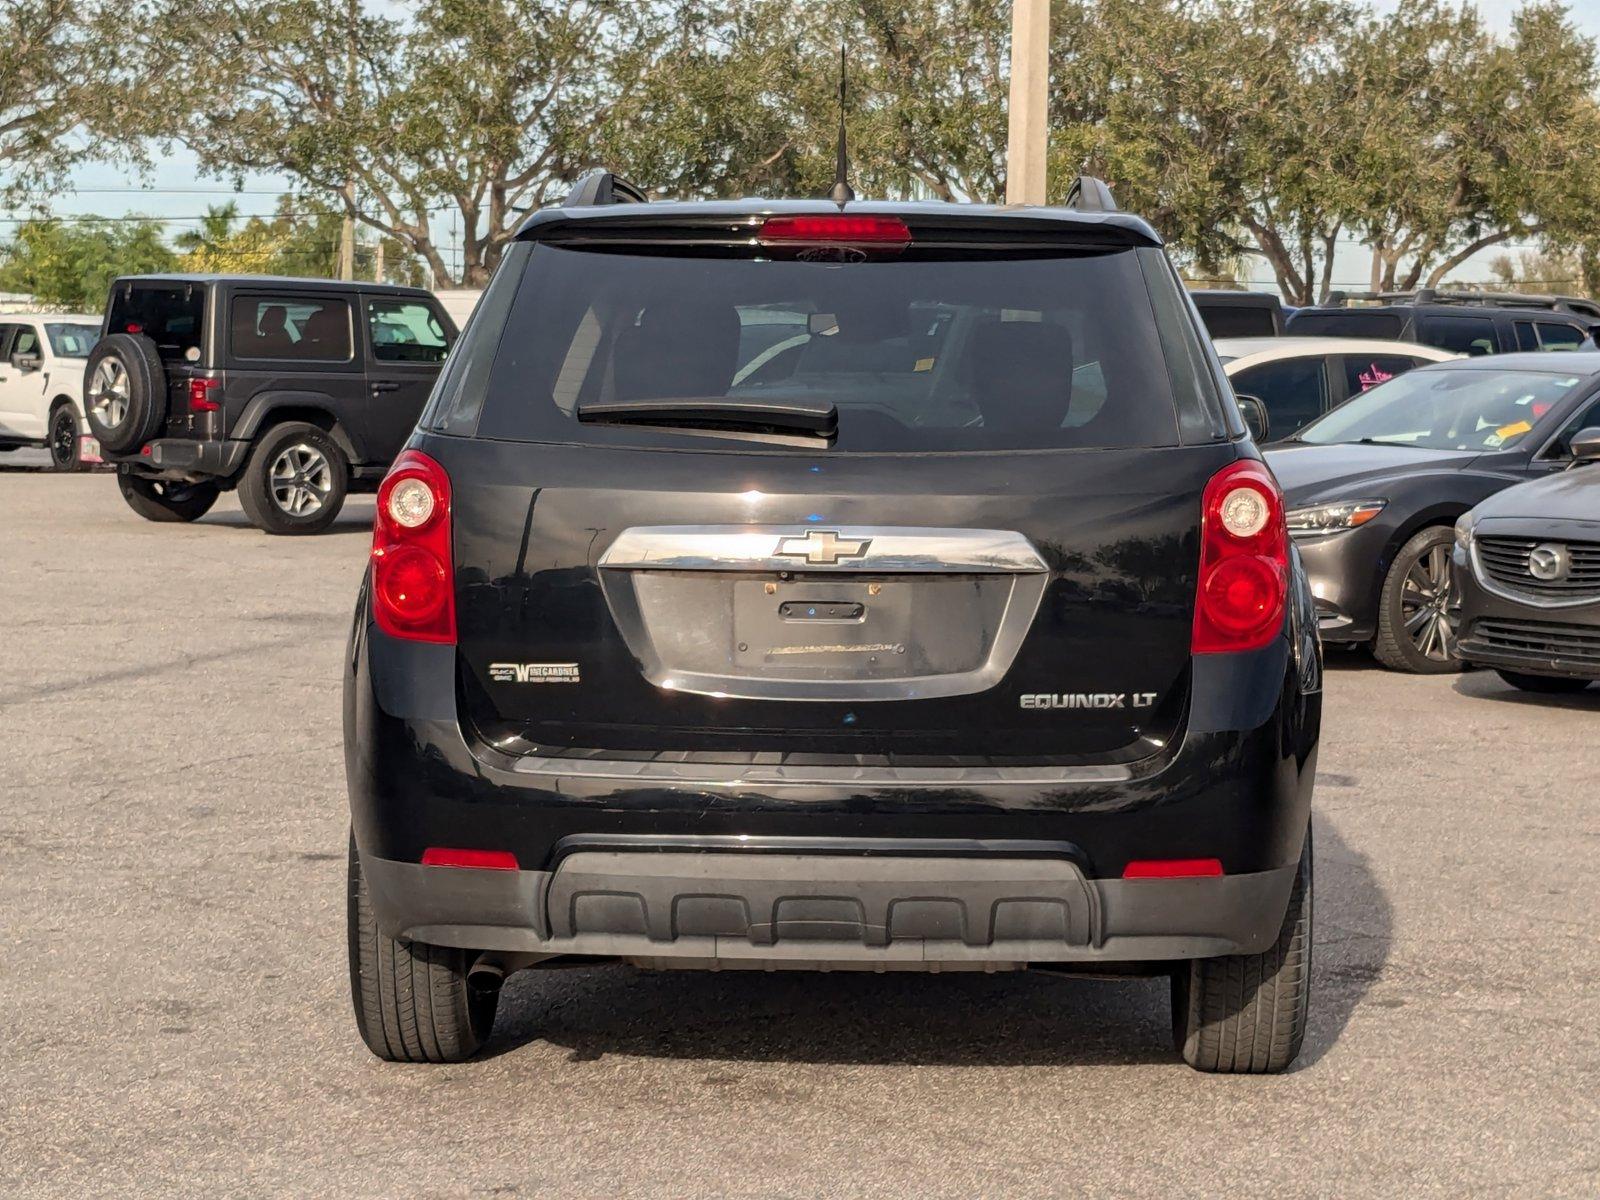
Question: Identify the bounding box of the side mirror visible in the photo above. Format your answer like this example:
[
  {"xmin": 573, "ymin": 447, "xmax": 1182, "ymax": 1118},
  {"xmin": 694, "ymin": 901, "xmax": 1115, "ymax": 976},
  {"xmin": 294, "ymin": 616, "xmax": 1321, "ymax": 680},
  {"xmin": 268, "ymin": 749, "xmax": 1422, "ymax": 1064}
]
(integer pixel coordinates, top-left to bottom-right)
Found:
[
  {"xmin": 1236, "ymin": 394, "xmax": 1270, "ymax": 442},
  {"xmin": 10, "ymin": 351, "xmax": 41, "ymax": 372},
  {"xmin": 1568, "ymin": 426, "xmax": 1600, "ymax": 466}
]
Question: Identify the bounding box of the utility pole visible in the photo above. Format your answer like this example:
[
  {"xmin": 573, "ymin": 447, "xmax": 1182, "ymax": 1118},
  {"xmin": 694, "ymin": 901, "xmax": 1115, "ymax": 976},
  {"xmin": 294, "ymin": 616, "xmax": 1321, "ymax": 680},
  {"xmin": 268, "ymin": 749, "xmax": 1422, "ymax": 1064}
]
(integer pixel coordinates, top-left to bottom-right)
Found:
[
  {"xmin": 1005, "ymin": 0, "xmax": 1050, "ymax": 206},
  {"xmin": 338, "ymin": 0, "xmax": 358, "ymax": 281}
]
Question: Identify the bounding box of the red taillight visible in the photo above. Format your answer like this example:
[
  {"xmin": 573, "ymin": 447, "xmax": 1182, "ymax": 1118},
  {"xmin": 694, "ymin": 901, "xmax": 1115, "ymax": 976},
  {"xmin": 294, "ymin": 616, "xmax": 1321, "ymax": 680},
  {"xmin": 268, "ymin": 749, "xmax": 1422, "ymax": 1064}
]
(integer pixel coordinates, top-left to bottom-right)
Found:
[
  {"xmin": 1122, "ymin": 858, "xmax": 1225, "ymax": 879},
  {"xmin": 421, "ymin": 847, "xmax": 518, "ymax": 871},
  {"xmin": 758, "ymin": 215, "xmax": 912, "ymax": 247},
  {"xmin": 188, "ymin": 377, "xmax": 220, "ymax": 412},
  {"xmin": 1192, "ymin": 459, "xmax": 1288, "ymax": 654},
  {"xmin": 372, "ymin": 449, "xmax": 455, "ymax": 644}
]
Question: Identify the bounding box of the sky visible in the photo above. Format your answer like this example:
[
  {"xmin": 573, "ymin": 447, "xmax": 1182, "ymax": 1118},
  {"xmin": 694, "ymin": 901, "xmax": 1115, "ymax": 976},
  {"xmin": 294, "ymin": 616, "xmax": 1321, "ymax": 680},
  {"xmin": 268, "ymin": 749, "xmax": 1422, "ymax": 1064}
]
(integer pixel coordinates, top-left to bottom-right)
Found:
[{"xmin": 15, "ymin": 0, "xmax": 1600, "ymax": 292}]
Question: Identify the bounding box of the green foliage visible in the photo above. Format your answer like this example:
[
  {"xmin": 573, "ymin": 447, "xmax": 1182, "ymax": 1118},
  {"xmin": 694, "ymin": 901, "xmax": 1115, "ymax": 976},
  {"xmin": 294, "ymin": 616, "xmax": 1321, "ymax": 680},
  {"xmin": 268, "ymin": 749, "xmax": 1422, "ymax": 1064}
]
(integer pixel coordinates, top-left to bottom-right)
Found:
[{"xmin": 0, "ymin": 217, "xmax": 177, "ymax": 309}]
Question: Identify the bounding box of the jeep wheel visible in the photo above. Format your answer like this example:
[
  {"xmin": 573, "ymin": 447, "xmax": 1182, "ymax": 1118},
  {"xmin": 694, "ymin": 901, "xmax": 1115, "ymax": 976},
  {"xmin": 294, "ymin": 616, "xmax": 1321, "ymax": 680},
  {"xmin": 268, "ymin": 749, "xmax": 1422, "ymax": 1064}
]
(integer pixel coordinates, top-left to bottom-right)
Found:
[
  {"xmin": 1494, "ymin": 669, "xmax": 1592, "ymax": 694},
  {"xmin": 48, "ymin": 404, "xmax": 85, "ymax": 472},
  {"xmin": 1173, "ymin": 833, "xmax": 1311, "ymax": 1074},
  {"xmin": 237, "ymin": 423, "xmax": 349, "ymax": 535},
  {"xmin": 116, "ymin": 473, "xmax": 220, "ymax": 523},
  {"xmin": 84, "ymin": 334, "xmax": 168, "ymax": 454},
  {"xmin": 1373, "ymin": 526, "xmax": 1463, "ymax": 674},
  {"xmin": 348, "ymin": 834, "xmax": 498, "ymax": 1063}
]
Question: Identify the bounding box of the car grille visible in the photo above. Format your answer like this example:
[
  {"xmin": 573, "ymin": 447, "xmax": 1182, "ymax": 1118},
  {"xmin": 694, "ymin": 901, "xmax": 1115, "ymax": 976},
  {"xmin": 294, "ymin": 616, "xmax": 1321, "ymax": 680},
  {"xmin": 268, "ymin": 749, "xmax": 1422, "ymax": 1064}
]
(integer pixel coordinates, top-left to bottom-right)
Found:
[
  {"xmin": 1475, "ymin": 536, "xmax": 1600, "ymax": 601},
  {"xmin": 1468, "ymin": 617, "xmax": 1600, "ymax": 667}
]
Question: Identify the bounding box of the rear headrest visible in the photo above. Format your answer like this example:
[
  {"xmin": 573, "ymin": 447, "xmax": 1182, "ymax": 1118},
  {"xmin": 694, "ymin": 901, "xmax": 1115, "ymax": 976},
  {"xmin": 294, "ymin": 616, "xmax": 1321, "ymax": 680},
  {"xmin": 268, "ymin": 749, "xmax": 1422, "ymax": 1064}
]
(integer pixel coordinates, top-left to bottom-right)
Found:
[
  {"xmin": 966, "ymin": 320, "xmax": 1074, "ymax": 434},
  {"xmin": 614, "ymin": 302, "xmax": 741, "ymax": 400}
]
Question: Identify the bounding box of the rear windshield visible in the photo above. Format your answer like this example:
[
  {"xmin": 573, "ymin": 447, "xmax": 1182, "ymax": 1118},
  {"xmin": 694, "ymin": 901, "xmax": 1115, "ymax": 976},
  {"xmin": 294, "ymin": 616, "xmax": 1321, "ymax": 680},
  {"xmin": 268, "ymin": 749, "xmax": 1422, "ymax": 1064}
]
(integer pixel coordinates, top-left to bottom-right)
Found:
[
  {"xmin": 107, "ymin": 282, "xmax": 205, "ymax": 361},
  {"xmin": 1286, "ymin": 310, "xmax": 1405, "ymax": 339},
  {"xmin": 456, "ymin": 242, "xmax": 1199, "ymax": 452},
  {"xmin": 1196, "ymin": 303, "xmax": 1279, "ymax": 339}
]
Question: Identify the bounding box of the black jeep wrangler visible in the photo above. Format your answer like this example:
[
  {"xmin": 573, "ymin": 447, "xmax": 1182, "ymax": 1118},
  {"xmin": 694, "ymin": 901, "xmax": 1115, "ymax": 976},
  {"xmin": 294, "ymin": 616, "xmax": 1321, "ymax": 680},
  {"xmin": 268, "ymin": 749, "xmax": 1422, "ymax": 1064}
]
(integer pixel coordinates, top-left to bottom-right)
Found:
[
  {"xmin": 345, "ymin": 174, "xmax": 1323, "ymax": 1072},
  {"xmin": 86, "ymin": 275, "xmax": 457, "ymax": 534}
]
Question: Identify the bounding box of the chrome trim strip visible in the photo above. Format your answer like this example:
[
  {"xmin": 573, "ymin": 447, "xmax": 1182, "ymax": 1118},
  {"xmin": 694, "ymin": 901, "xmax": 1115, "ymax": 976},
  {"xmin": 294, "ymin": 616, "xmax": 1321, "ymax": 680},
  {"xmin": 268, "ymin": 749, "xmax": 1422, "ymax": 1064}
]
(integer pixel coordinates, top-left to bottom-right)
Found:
[
  {"xmin": 600, "ymin": 525, "xmax": 1048, "ymax": 574},
  {"xmin": 510, "ymin": 755, "xmax": 1132, "ymax": 786}
]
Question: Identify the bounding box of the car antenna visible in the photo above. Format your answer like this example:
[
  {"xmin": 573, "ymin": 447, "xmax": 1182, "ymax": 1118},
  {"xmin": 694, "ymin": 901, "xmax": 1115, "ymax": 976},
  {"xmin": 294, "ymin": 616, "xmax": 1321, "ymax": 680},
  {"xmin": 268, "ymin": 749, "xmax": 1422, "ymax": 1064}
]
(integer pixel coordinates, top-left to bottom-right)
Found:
[{"xmin": 830, "ymin": 46, "xmax": 855, "ymax": 206}]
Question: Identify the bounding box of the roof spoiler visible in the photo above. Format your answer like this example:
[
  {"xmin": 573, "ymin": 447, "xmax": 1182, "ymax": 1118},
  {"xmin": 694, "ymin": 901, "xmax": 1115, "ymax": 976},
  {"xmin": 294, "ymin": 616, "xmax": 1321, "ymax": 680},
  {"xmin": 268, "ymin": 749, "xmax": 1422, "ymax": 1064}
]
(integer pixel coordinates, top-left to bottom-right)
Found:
[
  {"xmin": 1064, "ymin": 175, "xmax": 1117, "ymax": 213},
  {"xmin": 562, "ymin": 170, "xmax": 650, "ymax": 208}
]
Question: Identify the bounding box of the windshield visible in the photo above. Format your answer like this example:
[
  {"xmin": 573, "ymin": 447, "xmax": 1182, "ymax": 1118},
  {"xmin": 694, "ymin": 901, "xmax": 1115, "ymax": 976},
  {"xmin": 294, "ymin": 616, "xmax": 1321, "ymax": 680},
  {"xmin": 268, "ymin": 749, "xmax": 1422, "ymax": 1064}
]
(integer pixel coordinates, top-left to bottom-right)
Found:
[
  {"xmin": 458, "ymin": 242, "xmax": 1198, "ymax": 453},
  {"xmin": 45, "ymin": 323, "xmax": 100, "ymax": 358},
  {"xmin": 1297, "ymin": 367, "xmax": 1583, "ymax": 451}
]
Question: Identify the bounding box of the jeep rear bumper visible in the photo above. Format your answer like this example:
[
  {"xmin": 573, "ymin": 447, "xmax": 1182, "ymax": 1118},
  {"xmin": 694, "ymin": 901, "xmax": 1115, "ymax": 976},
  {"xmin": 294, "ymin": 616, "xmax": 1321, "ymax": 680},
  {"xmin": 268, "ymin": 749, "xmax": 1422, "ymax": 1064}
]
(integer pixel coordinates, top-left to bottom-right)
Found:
[
  {"xmin": 116, "ymin": 438, "xmax": 249, "ymax": 480},
  {"xmin": 359, "ymin": 842, "xmax": 1300, "ymax": 967}
]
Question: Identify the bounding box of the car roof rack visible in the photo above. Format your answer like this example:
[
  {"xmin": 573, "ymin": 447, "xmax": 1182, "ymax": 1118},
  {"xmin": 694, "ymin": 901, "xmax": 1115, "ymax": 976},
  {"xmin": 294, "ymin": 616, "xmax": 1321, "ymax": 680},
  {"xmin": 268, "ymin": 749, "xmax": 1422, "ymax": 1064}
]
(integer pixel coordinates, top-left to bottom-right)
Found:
[
  {"xmin": 1064, "ymin": 175, "xmax": 1117, "ymax": 213},
  {"xmin": 1319, "ymin": 287, "xmax": 1595, "ymax": 313},
  {"xmin": 562, "ymin": 169, "xmax": 650, "ymax": 208}
]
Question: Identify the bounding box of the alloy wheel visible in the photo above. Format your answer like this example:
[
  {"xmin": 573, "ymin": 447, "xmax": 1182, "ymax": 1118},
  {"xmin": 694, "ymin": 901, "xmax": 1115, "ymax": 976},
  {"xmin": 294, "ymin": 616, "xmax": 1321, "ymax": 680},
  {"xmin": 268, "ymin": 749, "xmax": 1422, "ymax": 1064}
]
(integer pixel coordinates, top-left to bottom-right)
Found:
[
  {"xmin": 88, "ymin": 358, "xmax": 130, "ymax": 429},
  {"xmin": 50, "ymin": 410, "xmax": 77, "ymax": 468},
  {"xmin": 269, "ymin": 443, "xmax": 332, "ymax": 517},
  {"xmin": 1400, "ymin": 541, "xmax": 1457, "ymax": 662}
]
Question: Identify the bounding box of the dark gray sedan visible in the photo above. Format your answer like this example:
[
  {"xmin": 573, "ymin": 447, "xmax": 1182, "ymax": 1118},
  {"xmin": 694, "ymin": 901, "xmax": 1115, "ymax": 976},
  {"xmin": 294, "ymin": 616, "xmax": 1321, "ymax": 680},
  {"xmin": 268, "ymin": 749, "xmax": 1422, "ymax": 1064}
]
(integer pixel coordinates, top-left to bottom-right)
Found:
[
  {"xmin": 1453, "ymin": 437, "xmax": 1600, "ymax": 692},
  {"xmin": 1265, "ymin": 354, "xmax": 1600, "ymax": 673}
]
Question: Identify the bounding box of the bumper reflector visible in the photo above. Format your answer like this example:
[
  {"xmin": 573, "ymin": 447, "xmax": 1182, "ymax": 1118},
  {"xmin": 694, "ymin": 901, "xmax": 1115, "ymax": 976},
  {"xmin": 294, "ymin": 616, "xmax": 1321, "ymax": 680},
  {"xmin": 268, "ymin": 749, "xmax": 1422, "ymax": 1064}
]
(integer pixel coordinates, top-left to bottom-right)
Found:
[
  {"xmin": 421, "ymin": 847, "xmax": 519, "ymax": 871},
  {"xmin": 1122, "ymin": 857, "xmax": 1224, "ymax": 879}
]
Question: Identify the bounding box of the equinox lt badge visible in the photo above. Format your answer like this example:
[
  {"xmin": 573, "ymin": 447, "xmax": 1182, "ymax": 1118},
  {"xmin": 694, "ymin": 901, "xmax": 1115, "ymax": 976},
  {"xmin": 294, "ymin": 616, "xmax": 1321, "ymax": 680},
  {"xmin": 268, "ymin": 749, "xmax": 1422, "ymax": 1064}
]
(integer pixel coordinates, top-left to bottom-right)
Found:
[{"xmin": 1020, "ymin": 692, "xmax": 1157, "ymax": 709}]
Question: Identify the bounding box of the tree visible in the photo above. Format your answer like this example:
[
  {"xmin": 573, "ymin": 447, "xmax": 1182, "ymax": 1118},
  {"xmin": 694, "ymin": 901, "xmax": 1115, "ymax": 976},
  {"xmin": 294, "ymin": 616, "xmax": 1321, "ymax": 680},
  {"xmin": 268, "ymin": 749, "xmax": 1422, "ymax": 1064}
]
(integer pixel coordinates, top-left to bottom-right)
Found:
[
  {"xmin": 112, "ymin": 0, "xmax": 674, "ymax": 286},
  {"xmin": 0, "ymin": 217, "xmax": 177, "ymax": 308},
  {"xmin": 172, "ymin": 197, "xmax": 425, "ymax": 282},
  {"xmin": 0, "ymin": 1, "xmax": 106, "ymax": 195},
  {"xmin": 1350, "ymin": 1, "xmax": 1600, "ymax": 294}
]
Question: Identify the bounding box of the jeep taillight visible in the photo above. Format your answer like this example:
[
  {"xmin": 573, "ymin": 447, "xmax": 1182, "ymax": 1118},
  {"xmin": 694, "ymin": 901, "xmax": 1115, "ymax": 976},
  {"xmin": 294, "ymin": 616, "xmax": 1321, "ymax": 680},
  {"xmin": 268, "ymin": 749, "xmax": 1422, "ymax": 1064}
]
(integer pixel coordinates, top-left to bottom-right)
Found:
[
  {"xmin": 1192, "ymin": 459, "xmax": 1288, "ymax": 654},
  {"xmin": 371, "ymin": 449, "xmax": 455, "ymax": 644},
  {"xmin": 188, "ymin": 377, "xmax": 220, "ymax": 412}
]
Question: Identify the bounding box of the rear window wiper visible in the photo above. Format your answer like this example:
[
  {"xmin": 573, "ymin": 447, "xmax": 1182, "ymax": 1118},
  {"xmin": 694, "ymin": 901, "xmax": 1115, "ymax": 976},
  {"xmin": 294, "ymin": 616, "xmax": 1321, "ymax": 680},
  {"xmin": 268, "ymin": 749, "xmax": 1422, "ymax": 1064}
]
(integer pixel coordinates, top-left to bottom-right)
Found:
[{"xmin": 576, "ymin": 396, "xmax": 837, "ymax": 438}]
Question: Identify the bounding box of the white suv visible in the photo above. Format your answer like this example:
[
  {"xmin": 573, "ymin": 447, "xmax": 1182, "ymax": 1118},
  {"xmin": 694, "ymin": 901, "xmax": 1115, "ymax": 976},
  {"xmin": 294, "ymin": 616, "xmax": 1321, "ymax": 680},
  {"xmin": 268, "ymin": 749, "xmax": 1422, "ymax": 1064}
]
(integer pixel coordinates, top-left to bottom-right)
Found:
[{"xmin": 0, "ymin": 314, "xmax": 104, "ymax": 470}]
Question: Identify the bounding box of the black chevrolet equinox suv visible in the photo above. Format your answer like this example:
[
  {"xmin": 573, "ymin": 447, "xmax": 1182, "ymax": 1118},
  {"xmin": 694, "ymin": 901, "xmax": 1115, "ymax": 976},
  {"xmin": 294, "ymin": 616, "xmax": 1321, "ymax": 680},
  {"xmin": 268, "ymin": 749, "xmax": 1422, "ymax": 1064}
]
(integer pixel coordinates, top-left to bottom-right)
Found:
[
  {"xmin": 344, "ymin": 174, "xmax": 1323, "ymax": 1073},
  {"xmin": 87, "ymin": 275, "xmax": 457, "ymax": 534}
]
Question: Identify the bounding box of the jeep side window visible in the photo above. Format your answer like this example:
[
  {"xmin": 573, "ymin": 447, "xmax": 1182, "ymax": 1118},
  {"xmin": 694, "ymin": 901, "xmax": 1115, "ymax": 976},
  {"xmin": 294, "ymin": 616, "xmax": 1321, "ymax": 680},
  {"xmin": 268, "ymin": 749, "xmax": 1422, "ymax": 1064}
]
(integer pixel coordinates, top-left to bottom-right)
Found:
[
  {"xmin": 231, "ymin": 296, "xmax": 353, "ymax": 362},
  {"xmin": 368, "ymin": 300, "xmax": 449, "ymax": 364}
]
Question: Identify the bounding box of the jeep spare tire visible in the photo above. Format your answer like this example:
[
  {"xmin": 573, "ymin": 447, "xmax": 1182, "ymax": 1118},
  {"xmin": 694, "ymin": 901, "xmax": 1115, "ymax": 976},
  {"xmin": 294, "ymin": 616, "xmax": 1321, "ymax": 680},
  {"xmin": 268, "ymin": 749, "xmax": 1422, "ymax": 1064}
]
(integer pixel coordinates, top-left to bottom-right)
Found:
[{"xmin": 84, "ymin": 334, "xmax": 168, "ymax": 454}]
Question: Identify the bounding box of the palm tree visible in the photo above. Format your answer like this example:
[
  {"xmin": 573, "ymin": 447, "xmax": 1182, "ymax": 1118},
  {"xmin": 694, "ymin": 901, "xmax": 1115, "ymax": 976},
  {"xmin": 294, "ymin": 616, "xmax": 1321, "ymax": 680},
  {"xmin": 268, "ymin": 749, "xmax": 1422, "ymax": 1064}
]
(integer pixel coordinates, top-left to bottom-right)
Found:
[{"xmin": 174, "ymin": 202, "xmax": 239, "ymax": 257}]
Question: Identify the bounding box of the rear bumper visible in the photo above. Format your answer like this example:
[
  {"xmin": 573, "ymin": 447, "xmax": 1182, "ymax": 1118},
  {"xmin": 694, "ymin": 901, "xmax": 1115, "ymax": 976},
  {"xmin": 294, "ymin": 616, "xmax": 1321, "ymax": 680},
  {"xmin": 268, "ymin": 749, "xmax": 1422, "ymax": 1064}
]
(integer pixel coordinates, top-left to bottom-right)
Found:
[
  {"xmin": 114, "ymin": 438, "xmax": 249, "ymax": 480},
  {"xmin": 346, "ymin": 578, "xmax": 1320, "ymax": 965},
  {"xmin": 360, "ymin": 843, "xmax": 1300, "ymax": 966}
]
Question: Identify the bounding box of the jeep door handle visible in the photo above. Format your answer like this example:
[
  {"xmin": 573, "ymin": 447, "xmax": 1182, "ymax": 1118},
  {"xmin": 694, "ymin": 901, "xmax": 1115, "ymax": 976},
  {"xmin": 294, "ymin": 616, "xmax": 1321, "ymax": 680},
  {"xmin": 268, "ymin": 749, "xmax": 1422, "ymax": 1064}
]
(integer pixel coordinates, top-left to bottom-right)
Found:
[{"xmin": 369, "ymin": 381, "xmax": 401, "ymax": 393}]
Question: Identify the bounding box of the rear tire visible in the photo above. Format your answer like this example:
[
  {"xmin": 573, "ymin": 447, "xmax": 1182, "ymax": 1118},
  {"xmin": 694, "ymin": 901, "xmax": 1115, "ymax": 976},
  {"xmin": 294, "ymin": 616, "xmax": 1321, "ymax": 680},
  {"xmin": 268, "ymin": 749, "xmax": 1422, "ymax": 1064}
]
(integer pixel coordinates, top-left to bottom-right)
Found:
[
  {"xmin": 48, "ymin": 403, "xmax": 86, "ymax": 472},
  {"xmin": 1373, "ymin": 526, "xmax": 1463, "ymax": 674},
  {"xmin": 237, "ymin": 422, "xmax": 349, "ymax": 535},
  {"xmin": 1494, "ymin": 669, "xmax": 1593, "ymax": 694},
  {"xmin": 348, "ymin": 834, "xmax": 497, "ymax": 1063},
  {"xmin": 116, "ymin": 472, "xmax": 220, "ymax": 523},
  {"xmin": 1173, "ymin": 833, "xmax": 1312, "ymax": 1074}
]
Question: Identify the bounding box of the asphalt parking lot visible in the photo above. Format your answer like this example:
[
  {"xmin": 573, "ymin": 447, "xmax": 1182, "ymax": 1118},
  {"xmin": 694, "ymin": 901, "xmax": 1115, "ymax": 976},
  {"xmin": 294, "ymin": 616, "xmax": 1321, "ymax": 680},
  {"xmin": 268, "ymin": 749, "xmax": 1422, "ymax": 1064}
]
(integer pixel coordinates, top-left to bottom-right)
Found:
[{"xmin": 2, "ymin": 463, "xmax": 1597, "ymax": 1198}]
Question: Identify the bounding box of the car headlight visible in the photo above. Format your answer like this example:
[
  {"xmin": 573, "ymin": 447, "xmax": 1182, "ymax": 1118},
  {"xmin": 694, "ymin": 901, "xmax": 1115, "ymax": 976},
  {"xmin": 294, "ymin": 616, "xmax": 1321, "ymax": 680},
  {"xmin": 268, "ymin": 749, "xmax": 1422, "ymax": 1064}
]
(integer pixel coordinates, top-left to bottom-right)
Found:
[
  {"xmin": 1454, "ymin": 511, "xmax": 1476, "ymax": 548},
  {"xmin": 1284, "ymin": 499, "xmax": 1387, "ymax": 537}
]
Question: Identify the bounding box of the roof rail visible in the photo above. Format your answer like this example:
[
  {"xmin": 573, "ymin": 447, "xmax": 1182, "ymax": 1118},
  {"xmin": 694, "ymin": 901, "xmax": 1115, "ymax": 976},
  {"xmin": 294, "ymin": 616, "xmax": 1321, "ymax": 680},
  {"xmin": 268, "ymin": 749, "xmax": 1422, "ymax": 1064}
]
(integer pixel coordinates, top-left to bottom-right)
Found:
[
  {"xmin": 1064, "ymin": 175, "xmax": 1117, "ymax": 213},
  {"xmin": 562, "ymin": 169, "xmax": 650, "ymax": 208}
]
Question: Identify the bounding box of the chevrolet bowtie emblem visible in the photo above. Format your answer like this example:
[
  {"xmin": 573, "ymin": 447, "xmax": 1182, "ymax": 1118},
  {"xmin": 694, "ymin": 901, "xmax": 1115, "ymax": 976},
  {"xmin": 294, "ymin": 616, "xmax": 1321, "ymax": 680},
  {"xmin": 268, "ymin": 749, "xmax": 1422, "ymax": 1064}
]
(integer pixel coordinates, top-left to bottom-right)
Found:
[{"xmin": 775, "ymin": 529, "xmax": 873, "ymax": 565}]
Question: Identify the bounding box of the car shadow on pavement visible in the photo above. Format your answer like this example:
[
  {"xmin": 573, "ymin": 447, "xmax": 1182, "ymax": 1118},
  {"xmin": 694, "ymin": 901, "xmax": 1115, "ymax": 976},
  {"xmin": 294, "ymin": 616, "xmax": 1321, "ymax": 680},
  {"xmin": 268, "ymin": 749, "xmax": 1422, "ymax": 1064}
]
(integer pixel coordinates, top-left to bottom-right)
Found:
[
  {"xmin": 200, "ymin": 501, "xmax": 376, "ymax": 535},
  {"xmin": 485, "ymin": 821, "xmax": 1388, "ymax": 1073},
  {"xmin": 1450, "ymin": 669, "xmax": 1600, "ymax": 711}
]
